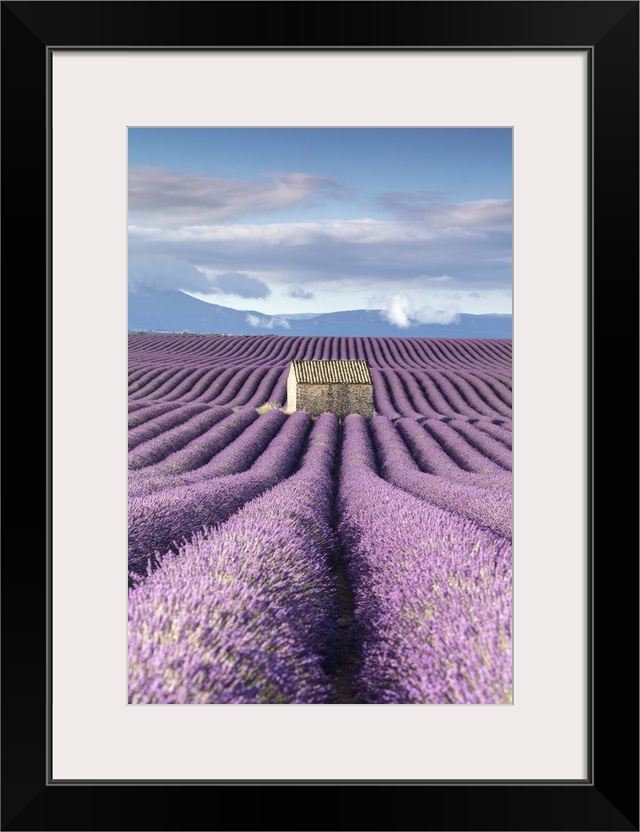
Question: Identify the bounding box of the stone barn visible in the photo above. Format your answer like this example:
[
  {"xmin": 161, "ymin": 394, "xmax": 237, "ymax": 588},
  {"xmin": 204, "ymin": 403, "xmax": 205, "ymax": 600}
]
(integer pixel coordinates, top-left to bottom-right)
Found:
[{"xmin": 287, "ymin": 359, "xmax": 374, "ymax": 419}]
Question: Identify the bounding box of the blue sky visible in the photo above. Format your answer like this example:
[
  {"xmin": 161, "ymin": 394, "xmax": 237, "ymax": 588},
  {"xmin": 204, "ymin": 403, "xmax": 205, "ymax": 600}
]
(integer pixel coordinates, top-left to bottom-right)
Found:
[{"xmin": 128, "ymin": 128, "xmax": 512, "ymax": 327}]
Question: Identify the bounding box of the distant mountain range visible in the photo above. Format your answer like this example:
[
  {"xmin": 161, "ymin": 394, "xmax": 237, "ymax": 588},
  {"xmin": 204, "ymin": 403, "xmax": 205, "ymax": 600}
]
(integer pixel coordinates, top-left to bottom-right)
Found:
[{"xmin": 128, "ymin": 289, "xmax": 512, "ymax": 339}]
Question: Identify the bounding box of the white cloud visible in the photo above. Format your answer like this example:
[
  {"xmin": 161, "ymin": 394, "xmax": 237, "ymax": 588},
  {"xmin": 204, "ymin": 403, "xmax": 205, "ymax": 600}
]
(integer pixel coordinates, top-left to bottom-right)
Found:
[
  {"xmin": 428, "ymin": 199, "xmax": 512, "ymax": 230},
  {"xmin": 420, "ymin": 274, "xmax": 454, "ymax": 284},
  {"xmin": 381, "ymin": 294, "xmax": 460, "ymax": 328},
  {"xmin": 128, "ymin": 167, "xmax": 345, "ymax": 226},
  {"xmin": 384, "ymin": 294, "xmax": 412, "ymax": 328},
  {"xmin": 210, "ymin": 272, "xmax": 270, "ymax": 299},
  {"xmin": 134, "ymin": 218, "xmax": 433, "ymax": 246},
  {"xmin": 287, "ymin": 284, "xmax": 314, "ymax": 300},
  {"xmin": 379, "ymin": 193, "xmax": 512, "ymax": 231},
  {"xmin": 128, "ymin": 255, "xmax": 212, "ymax": 293},
  {"xmin": 246, "ymin": 313, "xmax": 290, "ymax": 330},
  {"xmin": 128, "ymin": 199, "xmax": 512, "ymax": 299}
]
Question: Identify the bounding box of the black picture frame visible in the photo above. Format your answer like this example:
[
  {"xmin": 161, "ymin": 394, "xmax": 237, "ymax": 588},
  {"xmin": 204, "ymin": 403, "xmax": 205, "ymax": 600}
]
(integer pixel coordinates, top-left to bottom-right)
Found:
[{"xmin": 2, "ymin": 2, "xmax": 638, "ymax": 830}]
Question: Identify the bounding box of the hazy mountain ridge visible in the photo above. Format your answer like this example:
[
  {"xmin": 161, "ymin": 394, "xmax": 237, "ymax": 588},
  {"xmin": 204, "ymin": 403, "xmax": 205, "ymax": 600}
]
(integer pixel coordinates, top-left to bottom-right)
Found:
[{"xmin": 129, "ymin": 289, "xmax": 512, "ymax": 339}]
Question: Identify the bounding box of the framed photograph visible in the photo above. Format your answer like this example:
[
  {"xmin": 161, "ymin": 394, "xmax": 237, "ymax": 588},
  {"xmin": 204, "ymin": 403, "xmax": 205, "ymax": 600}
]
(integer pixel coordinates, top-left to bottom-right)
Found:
[{"xmin": 3, "ymin": 2, "xmax": 637, "ymax": 830}]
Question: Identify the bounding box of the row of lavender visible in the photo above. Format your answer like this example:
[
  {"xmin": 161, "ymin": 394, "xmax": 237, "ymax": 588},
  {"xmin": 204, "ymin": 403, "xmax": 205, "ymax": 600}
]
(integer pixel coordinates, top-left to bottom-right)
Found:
[
  {"xmin": 129, "ymin": 334, "xmax": 511, "ymax": 420},
  {"xmin": 129, "ymin": 413, "xmax": 511, "ymax": 704},
  {"xmin": 128, "ymin": 334, "xmax": 512, "ymax": 704},
  {"xmin": 129, "ymin": 414, "xmax": 341, "ymax": 704},
  {"xmin": 128, "ymin": 404, "xmax": 511, "ymax": 578},
  {"xmin": 128, "ymin": 402, "xmax": 511, "ymax": 481},
  {"xmin": 129, "ymin": 332, "xmax": 511, "ymax": 373},
  {"xmin": 128, "ymin": 366, "xmax": 511, "ymax": 421}
]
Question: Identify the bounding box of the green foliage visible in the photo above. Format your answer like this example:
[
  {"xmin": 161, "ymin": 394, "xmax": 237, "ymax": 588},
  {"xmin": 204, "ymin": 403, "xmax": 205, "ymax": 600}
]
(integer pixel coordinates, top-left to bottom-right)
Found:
[{"xmin": 256, "ymin": 401, "xmax": 283, "ymax": 414}]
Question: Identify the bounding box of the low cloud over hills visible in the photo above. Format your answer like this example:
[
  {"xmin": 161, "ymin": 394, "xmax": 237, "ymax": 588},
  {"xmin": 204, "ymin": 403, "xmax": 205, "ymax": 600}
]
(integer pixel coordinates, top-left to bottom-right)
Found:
[{"xmin": 129, "ymin": 289, "xmax": 511, "ymax": 339}]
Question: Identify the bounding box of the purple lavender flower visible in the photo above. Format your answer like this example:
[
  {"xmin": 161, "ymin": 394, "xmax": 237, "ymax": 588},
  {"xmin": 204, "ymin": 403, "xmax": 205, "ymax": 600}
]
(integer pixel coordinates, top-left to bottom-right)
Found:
[
  {"xmin": 128, "ymin": 414, "xmax": 341, "ymax": 704},
  {"xmin": 337, "ymin": 414, "xmax": 512, "ymax": 704}
]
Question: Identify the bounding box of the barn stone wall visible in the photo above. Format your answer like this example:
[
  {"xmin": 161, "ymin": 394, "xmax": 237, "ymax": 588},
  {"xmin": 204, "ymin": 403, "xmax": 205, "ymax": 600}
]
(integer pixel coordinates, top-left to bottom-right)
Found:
[
  {"xmin": 295, "ymin": 382, "xmax": 373, "ymax": 419},
  {"xmin": 286, "ymin": 371, "xmax": 297, "ymax": 414}
]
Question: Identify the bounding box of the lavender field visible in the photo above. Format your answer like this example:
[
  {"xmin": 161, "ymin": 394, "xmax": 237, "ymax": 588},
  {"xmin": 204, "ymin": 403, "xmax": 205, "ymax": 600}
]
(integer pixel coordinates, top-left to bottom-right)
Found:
[{"xmin": 128, "ymin": 333, "xmax": 512, "ymax": 704}]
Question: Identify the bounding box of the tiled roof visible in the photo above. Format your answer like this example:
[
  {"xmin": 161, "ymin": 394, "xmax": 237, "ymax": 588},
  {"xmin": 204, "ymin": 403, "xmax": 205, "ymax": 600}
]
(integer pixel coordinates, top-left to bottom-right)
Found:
[{"xmin": 290, "ymin": 359, "xmax": 372, "ymax": 384}]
